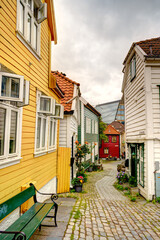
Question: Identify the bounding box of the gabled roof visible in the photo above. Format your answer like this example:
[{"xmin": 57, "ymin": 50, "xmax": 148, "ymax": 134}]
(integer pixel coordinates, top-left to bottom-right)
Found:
[
  {"xmin": 51, "ymin": 71, "xmax": 80, "ymax": 112},
  {"xmin": 123, "ymin": 37, "xmax": 160, "ymax": 64},
  {"xmin": 104, "ymin": 124, "xmax": 120, "ymax": 135},
  {"xmin": 110, "ymin": 120, "xmax": 125, "ymax": 134}
]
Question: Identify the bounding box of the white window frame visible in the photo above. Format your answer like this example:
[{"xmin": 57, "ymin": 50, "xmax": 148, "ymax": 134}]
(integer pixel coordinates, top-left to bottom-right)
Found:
[
  {"xmin": 86, "ymin": 142, "xmax": 91, "ymax": 160},
  {"xmin": 95, "ymin": 142, "xmax": 98, "ymax": 155},
  {"xmin": 16, "ymin": 0, "xmax": 47, "ymax": 58},
  {"xmin": 54, "ymin": 104, "xmax": 64, "ymax": 119},
  {"xmin": 92, "ymin": 119, "xmax": 94, "ymax": 134},
  {"xmin": 95, "ymin": 121, "xmax": 98, "ymax": 134},
  {"xmin": 35, "ymin": 114, "xmax": 48, "ymax": 153},
  {"xmin": 86, "ymin": 117, "xmax": 91, "ymax": 133},
  {"xmin": 0, "ymin": 102, "xmax": 22, "ymax": 169},
  {"xmin": 34, "ymin": 91, "xmax": 58, "ymax": 156},
  {"xmin": 130, "ymin": 55, "xmax": 136, "ymax": 80},
  {"xmin": 48, "ymin": 118, "xmax": 57, "ymax": 151},
  {"xmin": 0, "ymin": 72, "xmax": 24, "ymax": 102},
  {"xmin": 38, "ymin": 95, "xmax": 55, "ymax": 115}
]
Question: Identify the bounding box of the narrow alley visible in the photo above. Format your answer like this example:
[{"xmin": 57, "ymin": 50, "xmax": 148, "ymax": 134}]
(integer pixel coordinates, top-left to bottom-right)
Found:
[
  {"xmin": 31, "ymin": 161, "xmax": 160, "ymax": 240},
  {"xmin": 63, "ymin": 161, "xmax": 160, "ymax": 240}
]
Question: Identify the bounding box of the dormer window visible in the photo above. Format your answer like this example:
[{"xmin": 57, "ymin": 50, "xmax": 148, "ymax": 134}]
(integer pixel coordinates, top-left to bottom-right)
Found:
[
  {"xmin": 130, "ymin": 55, "xmax": 136, "ymax": 81},
  {"xmin": 16, "ymin": 0, "xmax": 47, "ymax": 57}
]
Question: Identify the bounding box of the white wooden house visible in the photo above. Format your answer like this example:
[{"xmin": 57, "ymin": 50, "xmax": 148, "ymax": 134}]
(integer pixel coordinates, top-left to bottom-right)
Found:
[
  {"xmin": 122, "ymin": 37, "xmax": 160, "ymax": 200},
  {"xmin": 51, "ymin": 71, "xmax": 80, "ymax": 186}
]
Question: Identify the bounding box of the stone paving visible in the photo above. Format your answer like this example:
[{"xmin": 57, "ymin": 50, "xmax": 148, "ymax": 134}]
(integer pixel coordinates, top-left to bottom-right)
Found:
[{"xmin": 63, "ymin": 161, "xmax": 160, "ymax": 240}]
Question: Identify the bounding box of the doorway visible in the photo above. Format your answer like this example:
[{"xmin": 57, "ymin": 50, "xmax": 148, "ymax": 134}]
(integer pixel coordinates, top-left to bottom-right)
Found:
[{"xmin": 130, "ymin": 144, "xmax": 137, "ymax": 185}]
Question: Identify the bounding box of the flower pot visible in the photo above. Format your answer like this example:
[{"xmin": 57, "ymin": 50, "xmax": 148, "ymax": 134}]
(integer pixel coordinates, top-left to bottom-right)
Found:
[
  {"xmin": 75, "ymin": 185, "xmax": 82, "ymax": 192},
  {"xmin": 88, "ymin": 166, "xmax": 93, "ymax": 172}
]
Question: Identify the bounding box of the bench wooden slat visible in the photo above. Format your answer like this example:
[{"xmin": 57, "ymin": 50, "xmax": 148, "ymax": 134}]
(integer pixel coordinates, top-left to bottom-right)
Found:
[
  {"xmin": 0, "ymin": 185, "xmax": 35, "ymax": 221},
  {"xmin": 0, "ymin": 203, "xmax": 45, "ymax": 240},
  {"xmin": 22, "ymin": 203, "xmax": 54, "ymax": 239}
]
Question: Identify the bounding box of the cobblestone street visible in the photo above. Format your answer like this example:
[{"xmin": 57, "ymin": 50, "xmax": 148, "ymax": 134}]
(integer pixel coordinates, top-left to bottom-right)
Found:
[{"xmin": 63, "ymin": 161, "xmax": 160, "ymax": 240}]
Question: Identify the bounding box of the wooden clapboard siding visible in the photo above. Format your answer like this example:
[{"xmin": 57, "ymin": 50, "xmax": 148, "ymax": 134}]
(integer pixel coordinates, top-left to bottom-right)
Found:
[
  {"xmin": 57, "ymin": 147, "xmax": 71, "ymax": 193},
  {"xmin": 0, "ymin": 0, "xmax": 61, "ymax": 204},
  {"xmin": 125, "ymin": 53, "xmax": 146, "ymax": 138},
  {"xmin": 151, "ymin": 67, "xmax": 160, "ymax": 163},
  {"xmin": 59, "ymin": 117, "xmax": 67, "ymax": 147}
]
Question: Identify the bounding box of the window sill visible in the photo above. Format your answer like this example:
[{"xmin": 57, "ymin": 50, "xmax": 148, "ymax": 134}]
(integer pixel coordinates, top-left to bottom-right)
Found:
[
  {"xmin": 16, "ymin": 31, "xmax": 41, "ymax": 61},
  {"xmin": 34, "ymin": 148, "xmax": 57, "ymax": 157},
  {"xmin": 0, "ymin": 157, "xmax": 22, "ymax": 169}
]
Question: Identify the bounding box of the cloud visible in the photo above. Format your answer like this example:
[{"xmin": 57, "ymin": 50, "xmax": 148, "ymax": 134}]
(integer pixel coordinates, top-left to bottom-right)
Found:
[{"xmin": 52, "ymin": 0, "xmax": 160, "ymax": 105}]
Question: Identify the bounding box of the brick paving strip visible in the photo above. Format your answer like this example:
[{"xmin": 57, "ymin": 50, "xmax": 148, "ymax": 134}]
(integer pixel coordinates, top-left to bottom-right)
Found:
[{"xmin": 63, "ymin": 161, "xmax": 160, "ymax": 240}]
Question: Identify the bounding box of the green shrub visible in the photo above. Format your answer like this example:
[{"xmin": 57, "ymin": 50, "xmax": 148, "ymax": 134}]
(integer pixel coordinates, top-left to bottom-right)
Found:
[
  {"xmin": 130, "ymin": 197, "xmax": 136, "ymax": 202},
  {"xmin": 116, "ymin": 172, "xmax": 128, "ymax": 184},
  {"xmin": 115, "ymin": 184, "xmax": 124, "ymax": 191},
  {"xmin": 124, "ymin": 191, "xmax": 130, "ymax": 196},
  {"xmin": 156, "ymin": 197, "xmax": 160, "ymax": 203},
  {"xmin": 129, "ymin": 176, "xmax": 137, "ymax": 187},
  {"xmin": 70, "ymin": 189, "xmax": 76, "ymax": 193}
]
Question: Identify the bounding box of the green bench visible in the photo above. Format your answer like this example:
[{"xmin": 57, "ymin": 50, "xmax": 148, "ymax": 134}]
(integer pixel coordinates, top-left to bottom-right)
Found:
[{"xmin": 0, "ymin": 183, "xmax": 58, "ymax": 240}]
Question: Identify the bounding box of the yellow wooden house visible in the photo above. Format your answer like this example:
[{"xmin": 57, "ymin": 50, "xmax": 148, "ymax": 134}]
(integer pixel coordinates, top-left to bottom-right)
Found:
[{"xmin": 0, "ymin": 0, "xmax": 66, "ymax": 228}]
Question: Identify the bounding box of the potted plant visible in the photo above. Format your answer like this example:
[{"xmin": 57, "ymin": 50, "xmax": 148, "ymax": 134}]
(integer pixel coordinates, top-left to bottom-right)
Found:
[
  {"xmin": 75, "ymin": 141, "xmax": 91, "ymax": 171},
  {"xmin": 88, "ymin": 162, "xmax": 93, "ymax": 172},
  {"xmin": 71, "ymin": 176, "xmax": 84, "ymax": 192}
]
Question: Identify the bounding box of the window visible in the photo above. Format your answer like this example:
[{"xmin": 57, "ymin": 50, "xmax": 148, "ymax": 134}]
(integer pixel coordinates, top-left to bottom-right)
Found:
[
  {"xmin": 139, "ymin": 144, "xmax": 144, "ymax": 187},
  {"xmin": 49, "ymin": 118, "xmax": 57, "ymax": 150},
  {"xmin": 86, "ymin": 143, "xmax": 91, "ymax": 160},
  {"xmin": 92, "ymin": 120, "xmax": 94, "ymax": 134},
  {"xmin": 112, "ymin": 136, "xmax": 117, "ymax": 143},
  {"xmin": 95, "ymin": 121, "xmax": 98, "ymax": 134},
  {"xmin": 104, "ymin": 136, "xmax": 109, "ymax": 143},
  {"xmin": 0, "ymin": 103, "xmax": 22, "ymax": 168},
  {"xmin": 0, "ymin": 72, "xmax": 24, "ymax": 102},
  {"xmin": 130, "ymin": 55, "xmax": 136, "ymax": 80},
  {"xmin": 95, "ymin": 142, "xmax": 98, "ymax": 155},
  {"xmin": 35, "ymin": 91, "xmax": 58, "ymax": 155},
  {"xmin": 86, "ymin": 118, "xmax": 91, "ymax": 133},
  {"xmin": 104, "ymin": 148, "xmax": 109, "ymax": 154},
  {"xmin": 53, "ymin": 104, "xmax": 64, "ymax": 119},
  {"xmin": 16, "ymin": 0, "xmax": 47, "ymax": 56}
]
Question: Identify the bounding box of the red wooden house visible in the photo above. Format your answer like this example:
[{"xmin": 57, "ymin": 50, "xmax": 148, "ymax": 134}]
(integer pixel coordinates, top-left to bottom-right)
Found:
[{"xmin": 100, "ymin": 125, "xmax": 120, "ymax": 159}]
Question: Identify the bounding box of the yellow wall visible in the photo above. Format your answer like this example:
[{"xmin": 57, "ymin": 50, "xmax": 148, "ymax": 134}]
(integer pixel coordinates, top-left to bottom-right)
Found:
[
  {"xmin": 57, "ymin": 148, "xmax": 71, "ymax": 193},
  {"xmin": 0, "ymin": 0, "xmax": 60, "ymax": 203}
]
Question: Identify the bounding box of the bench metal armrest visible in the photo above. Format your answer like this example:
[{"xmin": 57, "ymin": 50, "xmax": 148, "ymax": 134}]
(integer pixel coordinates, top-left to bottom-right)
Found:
[
  {"xmin": 30, "ymin": 183, "xmax": 58, "ymax": 202},
  {"xmin": 0, "ymin": 230, "xmax": 26, "ymax": 240}
]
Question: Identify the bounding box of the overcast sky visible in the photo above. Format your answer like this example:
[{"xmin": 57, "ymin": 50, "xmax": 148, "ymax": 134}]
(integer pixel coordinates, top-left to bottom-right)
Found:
[{"xmin": 51, "ymin": 0, "xmax": 160, "ymax": 106}]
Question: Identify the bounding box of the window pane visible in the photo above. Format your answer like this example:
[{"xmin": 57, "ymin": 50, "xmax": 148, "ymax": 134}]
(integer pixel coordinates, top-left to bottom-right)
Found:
[
  {"xmin": 40, "ymin": 98, "xmax": 51, "ymax": 112},
  {"xmin": 33, "ymin": 23, "xmax": 37, "ymax": 50},
  {"xmin": 11, "ymin": 78, "xmax": 20, "ymax": 98},
  {"xmin": 112, "ymin": 136, "xmax": 117, "ymax": 143},
  {"xmin": 53, "ymin": 121, "xmax": 56, "ymax": 146},
  {"xmin": 55, "ymin": 105, "xmax": 61, "ymax": 116},
  {"xmin": 27, "ymin": 14, "xmax": 31, "ymax": 43},
  {"xmin": 36, "ymin": 117, "xmax": 41, "ymax": 149},
  {"xmin": 2, "ymin": 76, "xmax": 20, "ymax": 98},
  {"xmin": 19, "ymin": 1, "xmax": 24, "ymax": 34},
  {"xmin": 42, "ymin": 119, "xmax": 46, "ymax": 147},
  {"xmin": 28, "ymin": 0, "xmax": 32, "ymax": 9},
  {"xmin": 49, "ymin": 120, "xmax": 53, "ymax": 146},
  {"xmin": 0, "ymin": 108, "xmax": 6, "ymax": 156},
  {"xmin": 9, "ymin": 111, "xmax": 17, "ymax": 154}
]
